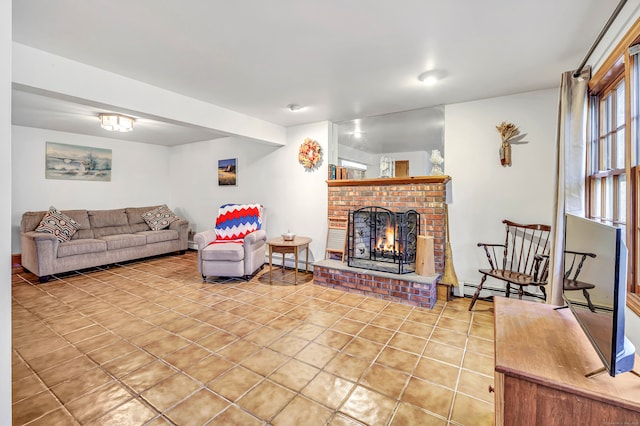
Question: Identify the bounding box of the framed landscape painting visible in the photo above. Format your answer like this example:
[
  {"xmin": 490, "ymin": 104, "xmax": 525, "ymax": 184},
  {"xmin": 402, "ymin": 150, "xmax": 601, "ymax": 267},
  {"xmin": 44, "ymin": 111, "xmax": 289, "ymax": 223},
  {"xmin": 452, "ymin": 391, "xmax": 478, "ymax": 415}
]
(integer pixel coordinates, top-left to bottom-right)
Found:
[
  {"xmin": 45, "ymin": 142, "xmax": 112, "ymax": 181},
  {"xmin": 218, "ymin": 158, "xmax": 237, "ymax": 186}
]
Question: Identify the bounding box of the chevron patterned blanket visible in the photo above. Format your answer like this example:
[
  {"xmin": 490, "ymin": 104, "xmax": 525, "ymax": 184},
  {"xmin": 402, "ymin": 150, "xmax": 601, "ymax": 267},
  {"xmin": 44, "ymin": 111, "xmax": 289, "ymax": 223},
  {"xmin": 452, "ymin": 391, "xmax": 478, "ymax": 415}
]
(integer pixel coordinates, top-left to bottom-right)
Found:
[{"xmin": 214, "ymin": 203, "xmax": 262, "ymax": 243}]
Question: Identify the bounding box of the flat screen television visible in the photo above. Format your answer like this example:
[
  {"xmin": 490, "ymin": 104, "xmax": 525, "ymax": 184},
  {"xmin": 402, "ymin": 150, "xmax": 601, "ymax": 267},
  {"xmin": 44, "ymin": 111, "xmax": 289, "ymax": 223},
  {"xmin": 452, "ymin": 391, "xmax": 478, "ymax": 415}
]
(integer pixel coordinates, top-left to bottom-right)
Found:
[{"xmin": 563, "ymin": 213, "xmax": 635, "ymax": 377}]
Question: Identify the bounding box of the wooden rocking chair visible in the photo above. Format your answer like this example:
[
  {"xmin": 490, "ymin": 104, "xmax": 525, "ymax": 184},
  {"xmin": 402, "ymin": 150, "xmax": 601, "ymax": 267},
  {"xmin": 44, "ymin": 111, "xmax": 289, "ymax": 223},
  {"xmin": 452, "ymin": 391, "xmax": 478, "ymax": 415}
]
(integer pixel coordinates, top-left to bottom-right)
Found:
[{"xmin": 469, "ymin": 220, "xmax": 551, "ymax": 311}]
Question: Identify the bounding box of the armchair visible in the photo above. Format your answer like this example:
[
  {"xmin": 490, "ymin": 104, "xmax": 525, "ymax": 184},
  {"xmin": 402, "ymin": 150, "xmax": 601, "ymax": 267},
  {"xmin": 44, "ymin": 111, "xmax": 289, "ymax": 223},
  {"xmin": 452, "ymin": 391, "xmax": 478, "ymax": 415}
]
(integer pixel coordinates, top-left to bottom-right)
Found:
[{"xmin": 195, "ymin": 204, "xmax": 267, "ymax": 281}]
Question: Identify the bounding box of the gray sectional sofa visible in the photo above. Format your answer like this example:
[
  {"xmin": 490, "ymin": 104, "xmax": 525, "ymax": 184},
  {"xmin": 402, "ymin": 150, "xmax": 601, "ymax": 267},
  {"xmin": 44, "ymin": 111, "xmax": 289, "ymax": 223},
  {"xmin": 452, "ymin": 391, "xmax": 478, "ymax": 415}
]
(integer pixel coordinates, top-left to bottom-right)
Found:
[{"xmin": 20, "ymin": 205, "xmax": 189, "ymax": 282}]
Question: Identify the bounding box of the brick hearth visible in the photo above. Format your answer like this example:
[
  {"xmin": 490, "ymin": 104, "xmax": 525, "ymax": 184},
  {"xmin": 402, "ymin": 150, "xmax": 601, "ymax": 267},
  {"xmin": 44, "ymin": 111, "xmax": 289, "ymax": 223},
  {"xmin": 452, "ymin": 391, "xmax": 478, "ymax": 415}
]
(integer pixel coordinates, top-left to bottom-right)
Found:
[{"xmin": 317, "ymin": 176, "xmax": 451, "ymax": 308}]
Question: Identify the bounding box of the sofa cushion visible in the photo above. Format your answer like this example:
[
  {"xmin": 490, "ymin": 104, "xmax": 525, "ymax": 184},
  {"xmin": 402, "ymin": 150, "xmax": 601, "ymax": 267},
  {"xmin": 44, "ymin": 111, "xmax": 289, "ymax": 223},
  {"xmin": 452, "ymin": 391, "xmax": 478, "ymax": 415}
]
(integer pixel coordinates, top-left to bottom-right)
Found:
[
  {"xmin": 126, "ymin": 206, "xmax": 160, "ymax": 226},
  {"xmin": 142, "ymin": 205, "xmax": 180, "ymax": 231},
  {"xmin": 201, "ymin": 243, "xmax": 244, "ymax": 262},
  {"xmin": 61, "ymin": 210, "xmax": 94, "ymax": 240},
  {"xmin": 98, "ymin": 234, "xmax": 147, "ymax": 250},
  {"xmin": 89, "ymin": 209, "xmax": 129, "ymax": 228},
  {"xmin": 136, "ymin": 230, "xmax": 179, "ymax": 244},
  {"xmin": 215, "ymin": 204, "xmax": 262, "ymax": 242},
  {"xmin": 57, "ymin": 239, "xmax": 107, "ymax": 258},
  {"xmin": 35, "ymin": 206, "xmax": 82, "ymax": 243}
]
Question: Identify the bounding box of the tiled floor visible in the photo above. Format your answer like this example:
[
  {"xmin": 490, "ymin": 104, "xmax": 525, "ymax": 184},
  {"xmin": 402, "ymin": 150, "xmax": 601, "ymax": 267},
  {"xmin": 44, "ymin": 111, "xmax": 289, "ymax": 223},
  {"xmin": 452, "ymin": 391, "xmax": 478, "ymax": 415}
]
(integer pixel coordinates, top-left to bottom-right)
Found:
[{"xmin": 12, "ymin": 251, "xmax": 495, "ymax": 425}]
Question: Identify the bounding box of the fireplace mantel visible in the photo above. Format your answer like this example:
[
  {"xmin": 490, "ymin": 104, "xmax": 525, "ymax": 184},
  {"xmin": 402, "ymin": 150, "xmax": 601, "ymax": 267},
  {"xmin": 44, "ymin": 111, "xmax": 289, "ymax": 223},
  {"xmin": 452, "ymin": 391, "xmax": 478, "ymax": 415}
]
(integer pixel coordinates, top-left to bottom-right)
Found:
[{"xmin": 327, "ymin": 175, "xmax": 450, "ymax": 187}]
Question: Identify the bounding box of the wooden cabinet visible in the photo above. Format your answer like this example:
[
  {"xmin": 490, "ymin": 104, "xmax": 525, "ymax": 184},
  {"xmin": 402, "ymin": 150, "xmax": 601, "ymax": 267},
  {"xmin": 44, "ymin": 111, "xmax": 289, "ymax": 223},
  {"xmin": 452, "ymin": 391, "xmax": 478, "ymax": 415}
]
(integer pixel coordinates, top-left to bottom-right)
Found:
[{"xmin": 494, "ymin": 298, "xmax": 640, "ymax": 425}]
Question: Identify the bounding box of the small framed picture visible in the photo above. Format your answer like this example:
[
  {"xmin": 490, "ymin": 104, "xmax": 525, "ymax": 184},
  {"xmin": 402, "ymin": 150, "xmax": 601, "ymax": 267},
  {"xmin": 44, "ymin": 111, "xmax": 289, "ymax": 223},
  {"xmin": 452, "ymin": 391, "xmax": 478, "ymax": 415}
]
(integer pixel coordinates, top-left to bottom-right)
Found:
[{"xmin": 218, "ymin": 158, "xmax": 237, "ymax": 186}]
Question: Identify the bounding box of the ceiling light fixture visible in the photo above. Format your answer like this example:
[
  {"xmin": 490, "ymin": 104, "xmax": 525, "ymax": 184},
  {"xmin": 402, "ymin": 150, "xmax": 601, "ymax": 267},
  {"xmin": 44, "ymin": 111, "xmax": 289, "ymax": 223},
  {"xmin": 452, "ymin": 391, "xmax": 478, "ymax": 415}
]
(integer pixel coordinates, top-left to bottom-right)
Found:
[
  {"xmin": 99, "ymin": 113, "xmax": 135, "ymax": 132},
  {"xmin": 287, "ymin": 104, "xmax": 303, "ymax": 112},
  {"xmin": 418, "ymin": 70, "xmax": 445, "ymax": 86}
]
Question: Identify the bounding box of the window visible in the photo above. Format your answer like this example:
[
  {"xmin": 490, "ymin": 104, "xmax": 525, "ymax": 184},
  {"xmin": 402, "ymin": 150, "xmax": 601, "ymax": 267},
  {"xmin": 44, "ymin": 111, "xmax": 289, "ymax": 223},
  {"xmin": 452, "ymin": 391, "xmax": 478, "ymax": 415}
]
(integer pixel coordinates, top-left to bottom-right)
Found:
[
  {"xmin": 588, "ymin": 76, "xmax": 626, "ymax": 228},
  {"xmin": 587, "ymin": 19, "xmax": 640, "ymax": 306}
]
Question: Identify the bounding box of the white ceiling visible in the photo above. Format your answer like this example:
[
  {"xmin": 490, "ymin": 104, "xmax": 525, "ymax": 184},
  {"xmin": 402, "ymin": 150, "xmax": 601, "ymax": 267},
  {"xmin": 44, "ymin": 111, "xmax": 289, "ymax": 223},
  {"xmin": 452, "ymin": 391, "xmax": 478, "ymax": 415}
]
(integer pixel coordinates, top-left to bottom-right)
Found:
[{"xmin": 11, "ymin": 0, "xmax": 623, "ymax": 146}]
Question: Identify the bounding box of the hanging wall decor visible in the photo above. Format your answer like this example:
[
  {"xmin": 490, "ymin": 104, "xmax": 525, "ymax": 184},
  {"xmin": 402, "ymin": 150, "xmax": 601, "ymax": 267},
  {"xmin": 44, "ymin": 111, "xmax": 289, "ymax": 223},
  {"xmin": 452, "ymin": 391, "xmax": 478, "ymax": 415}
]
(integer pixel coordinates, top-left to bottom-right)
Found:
[
  {"xmin": 298, "ymin": 138, "xmax": 322, "ymax": 171},
  {"xmin": 45, "ymin": 142, "xmax": 112, "ymax": 181},
  {"xmin": 496, "ymin": 121, "xmax": 520, "ymax": 167}
]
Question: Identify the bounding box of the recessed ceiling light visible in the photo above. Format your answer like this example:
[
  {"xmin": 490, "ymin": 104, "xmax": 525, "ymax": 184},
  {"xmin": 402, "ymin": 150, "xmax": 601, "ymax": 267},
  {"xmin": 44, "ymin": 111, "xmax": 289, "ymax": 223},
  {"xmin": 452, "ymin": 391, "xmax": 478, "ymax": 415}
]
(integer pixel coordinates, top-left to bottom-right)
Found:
[
  {"xmin": 287, "ymin": 104, "xmax": 303, "ymax": 112},
  {"xmin": 418, "ymin": 70, "xmax": 445, "ymax": 85}
]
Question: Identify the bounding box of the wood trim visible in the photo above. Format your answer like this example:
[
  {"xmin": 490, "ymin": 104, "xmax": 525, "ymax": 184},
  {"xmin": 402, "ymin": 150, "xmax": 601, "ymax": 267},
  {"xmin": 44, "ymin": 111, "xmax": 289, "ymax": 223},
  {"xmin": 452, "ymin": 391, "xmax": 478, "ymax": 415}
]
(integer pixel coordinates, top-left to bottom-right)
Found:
[
  {"xmin": 628, "ymin": 292, "xmax": 640, "ymax": 316},
  {"xmin": 590, "ymin": 16, "xmax": 640, "ymax": 93},
  {"xmin": 327, "ymin": 175, "xmax": 451, "ymax": 187},
  {"xmin": 11, "ymin": 254, "xmax": 22, "ymax": 275}
]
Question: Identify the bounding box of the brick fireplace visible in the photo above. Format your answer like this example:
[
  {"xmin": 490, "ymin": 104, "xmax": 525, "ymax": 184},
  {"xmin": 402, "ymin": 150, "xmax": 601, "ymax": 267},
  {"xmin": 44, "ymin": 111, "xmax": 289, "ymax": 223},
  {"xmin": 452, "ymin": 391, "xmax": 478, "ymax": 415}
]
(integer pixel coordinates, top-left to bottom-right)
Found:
[{"xmin": 314, "ymin": 176, "xmax": 450, "ymax": 308}]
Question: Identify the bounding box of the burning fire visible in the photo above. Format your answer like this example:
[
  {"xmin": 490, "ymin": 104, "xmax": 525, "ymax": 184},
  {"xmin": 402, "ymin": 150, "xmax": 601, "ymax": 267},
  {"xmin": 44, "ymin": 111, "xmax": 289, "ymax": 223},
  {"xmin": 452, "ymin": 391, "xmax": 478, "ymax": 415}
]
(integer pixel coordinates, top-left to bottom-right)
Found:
[{"xmin": 377, "ymin": 226, "xmax": 398, "ymax": 252}]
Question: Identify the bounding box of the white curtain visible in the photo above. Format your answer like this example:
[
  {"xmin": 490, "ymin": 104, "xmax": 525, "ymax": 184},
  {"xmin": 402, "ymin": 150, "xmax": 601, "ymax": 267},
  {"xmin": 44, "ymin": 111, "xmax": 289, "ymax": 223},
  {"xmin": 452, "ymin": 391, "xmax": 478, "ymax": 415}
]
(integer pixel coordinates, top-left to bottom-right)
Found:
[{"xmin": 548, "ymin": 67, "xmax": 591, "ymax": 305}]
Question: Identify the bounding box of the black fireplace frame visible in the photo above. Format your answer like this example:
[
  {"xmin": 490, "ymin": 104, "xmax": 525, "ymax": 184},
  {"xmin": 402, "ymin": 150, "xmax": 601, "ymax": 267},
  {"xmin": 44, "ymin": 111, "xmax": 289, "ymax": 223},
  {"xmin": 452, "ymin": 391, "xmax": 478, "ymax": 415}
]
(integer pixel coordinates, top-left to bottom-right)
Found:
[{"xmin": 347, "ymin": 206, "xmax": 420, "ymax": 274}]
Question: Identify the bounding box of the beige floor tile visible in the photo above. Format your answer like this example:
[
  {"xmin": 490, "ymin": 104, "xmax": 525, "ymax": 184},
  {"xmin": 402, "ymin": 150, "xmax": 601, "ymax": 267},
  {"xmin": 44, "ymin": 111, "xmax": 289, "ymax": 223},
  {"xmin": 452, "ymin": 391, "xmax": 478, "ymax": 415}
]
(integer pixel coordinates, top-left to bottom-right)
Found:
[
  {"xmin": 457, "ymin": 369, "xmax": 494, "ymax": 402},
  {"xmin": 208, "ymin": 405, "xmax": 263, "ymax": 426},
  {"xmin": 217, "ymin": 339, "xmax": 263, "ymax": 363},
  {"xmin": 360, "ymin": 363, "xmax": 410, "ymax": 399},
  {"xmin": 388, "ymin": 332, "xmax": 427, "ymax": 354},
  {"xmin": 342, "ymin": 338, "xmax": 383, "ymax": 362},
  {"xmin": 269, "ymin": 334, "xmax": 310, "ymax": 356},
  {"xmin": 88, "ymin": 340, "xmax": 137, "ymax": 364},
  {"xmin": 376, "ymin": 346, "xmax": 419, "ymax": 373},
  {"xmin": 467, "ymin": 335, "xmax": 495, "ymax": 357},
  {"xmin": 63, "ymin": 324, "xmax": 108, "ymax": 344},
  {"xmin": 302, "ymin": 371, "xmax": 355, "ymax": 409},
  {"xmin": 430, "ymin": 327, "xmax": 468, "ymax": 349},
  {"xmin": 85, "ymin": 398, "xmax": 157, "ymax": 426},
  {"xmin": 423, "ymin": 341, "xmax": 464, "ymax": 366},
  {"xmin": 196, "ymin": 330, "xmax": 237, "ymax": 352},
  {"xmin": 102, "ymin": 349, "xmax": 156, "ymax": 378},
  {"xmin": 50, "ymin": 367, "xmax": 113, "ymax": 404},
  {"xmin": 398, "ymin": 319, "xmax": 433, "ymax": 338},
  {"xmin": 26, "ymin": 407, "xmax": 78, "ymax": 426},
  {"xmin": 290, "ymin": 322, "xmax": 326, "ymax": 340},
  {"xmin": 295, "ymin": 342, "xmax": 338, "ymax": 369},
  {"xmin": 121, "ymin": 361, "xmax": 176, "ymax": 393},
  {"xmin": 324, "ymin": 352, "xmax": 370, "ymax": 382},
  {"xmin": 65, "ymin": 381, "xmax": 133, "ymax": 424},
  {"xmin": 314, "ymin": 329, "xmax": 353, "ymax": 350},
  {"xmin": 390, "ymin": 402, "xmax": 447, "ymax": 425},
  {"xmin": 162, "ymin": 343, "xmax": 211, "ymax": 370},
  {"xmin": 462, "ymin": 350, "xmax": 495, "ymax": 377},
  {"xmin": 269, "ymin": 359, "xmax": 320, "ymax": 391},
  {"xmin": 272, "ymin": 395, "xmax": 333, "ymax": 426},
  {"xmin": 326, "ymin": 414, "xmax": 364, "ymax": 425},
  {"xmin": 38, "ymin": 355, "xmax": 98, "ymax": 387},
  {"xmin": 238, "ymin": 380, "xmax": 296, "ymax": 420},
  {"xmin": 12, "ymin": 252, "xmax": 497, "ymax": 425},
  {"xmin": 450, "ymin": 393, "xmax": 494, "ymax": 426},
  {"xmin": 369, "ymin": 313, "xmax": 404, "ymax": 330},
  {"xmin": 12, "ymin": 374, "xmax": 47, "ymax": 403},
  {"xmin": 165, "ymin": 388, "xmax": 229, "ymax": 426},
  {"xmin": 331, "ymin": 318, "xmax": 366, "ymax": 335},
  {"xmin": 241, "ymin": 347, "xmax": 289, "ymax": 376},
  {"xmin": 413, "ymin": 357, "xmax": 460, "ymax": 390},
  {"xmin": 402, "ymin": 377, "xmax": 454, "ymax": 418},
  {"xmin": 358, "ymin": 324, "xmax": 395, "ymax": 344},
  {"xmin": 12, "ymin": 390, "xmax": 61, "ymax": 425},
  {"xmin": 208, "ymin": 366, "xmax": 263, "ymax": 401},
  {"xmin": 339, "ymin": 385, "xmax": 397, "ymax": 425}
]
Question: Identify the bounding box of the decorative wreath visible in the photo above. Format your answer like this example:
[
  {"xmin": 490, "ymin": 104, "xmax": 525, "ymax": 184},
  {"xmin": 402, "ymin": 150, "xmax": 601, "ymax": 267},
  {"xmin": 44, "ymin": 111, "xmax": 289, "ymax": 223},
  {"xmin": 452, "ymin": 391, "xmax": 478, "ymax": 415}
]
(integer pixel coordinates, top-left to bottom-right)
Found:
[{"xmin": 298, "ymin": 137, "xmax": 322, "ymax": 170}]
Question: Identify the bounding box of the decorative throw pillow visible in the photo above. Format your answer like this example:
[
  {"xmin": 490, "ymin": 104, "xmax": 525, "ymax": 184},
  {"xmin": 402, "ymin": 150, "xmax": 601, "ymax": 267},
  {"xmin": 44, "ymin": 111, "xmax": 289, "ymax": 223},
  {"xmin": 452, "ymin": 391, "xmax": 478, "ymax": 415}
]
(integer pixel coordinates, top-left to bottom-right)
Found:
[
  {"xmin": 141, "ymin": 205, "xmax": 180, "ymax": 231},
  {"xmin": 215, "ymin": 203, "xmax": 262, "ymax": 242},
  {"xmin": 35, "ymin": 206, "xmax": 81, "ymax": 243}
]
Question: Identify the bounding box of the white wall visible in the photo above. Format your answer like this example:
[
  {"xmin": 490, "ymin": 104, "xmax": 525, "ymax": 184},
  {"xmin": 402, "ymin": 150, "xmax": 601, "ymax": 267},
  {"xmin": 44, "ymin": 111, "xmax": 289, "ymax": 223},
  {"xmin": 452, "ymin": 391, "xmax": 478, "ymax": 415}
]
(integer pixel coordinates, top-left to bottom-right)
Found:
[
  {"xmin": 170, "ymin": 122, "xmax": 331, "ymax": 264},
  {"xmin": 11, "ymin": 126, "xmax": 173, "ymax": 253},
  {"xmin": 445, "ymin": 89, "xmax": 559, "ymax": 296},
  {"xmin": 1, "ymin": 0, "xmax": 11, "ymax": 421}
]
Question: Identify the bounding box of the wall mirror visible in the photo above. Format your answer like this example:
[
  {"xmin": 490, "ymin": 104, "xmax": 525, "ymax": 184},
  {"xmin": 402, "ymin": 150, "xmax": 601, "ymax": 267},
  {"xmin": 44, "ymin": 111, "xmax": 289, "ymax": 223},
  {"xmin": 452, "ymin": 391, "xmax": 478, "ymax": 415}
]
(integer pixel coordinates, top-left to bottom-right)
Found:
[{"xmin": 335, "ymin": 106, "xmax": 445, "ymax": 178}]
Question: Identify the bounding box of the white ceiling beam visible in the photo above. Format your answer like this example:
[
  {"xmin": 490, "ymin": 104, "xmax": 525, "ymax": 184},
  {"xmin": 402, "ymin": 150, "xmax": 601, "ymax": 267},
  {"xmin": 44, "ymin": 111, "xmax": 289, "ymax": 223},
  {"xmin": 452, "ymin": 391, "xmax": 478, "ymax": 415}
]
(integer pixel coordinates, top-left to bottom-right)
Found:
[{"xmin": 11, "ymin": 43, "xmax": 286, "ymax": 146}]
